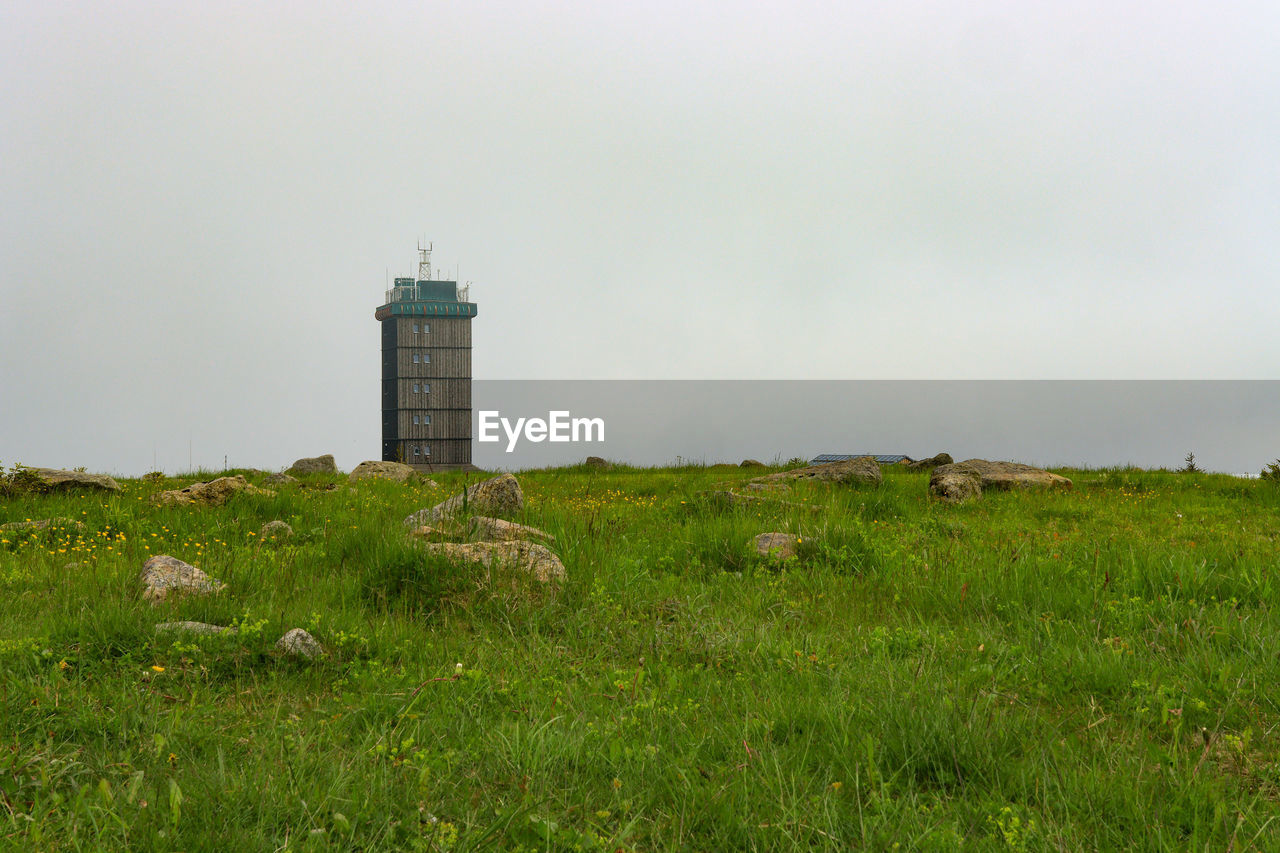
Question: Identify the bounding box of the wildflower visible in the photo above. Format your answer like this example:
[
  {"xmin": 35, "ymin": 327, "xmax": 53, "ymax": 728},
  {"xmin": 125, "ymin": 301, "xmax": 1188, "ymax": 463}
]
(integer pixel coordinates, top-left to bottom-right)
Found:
[
  {"xmin": 151, "ymin": 665, "xmax": 165, "ymax": 673},
  {"xmin": 830, "ymin": 781, "xmax": 843, "ymax": 791},
  {"xmin": 611, "ymin": 777, "xmax": 622, "ymax": 790}
]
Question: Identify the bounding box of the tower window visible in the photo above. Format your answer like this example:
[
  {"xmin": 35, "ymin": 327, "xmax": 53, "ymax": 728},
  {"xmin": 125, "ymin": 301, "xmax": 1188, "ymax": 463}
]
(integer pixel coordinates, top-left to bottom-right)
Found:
[
  {"xmin": 412, "ymin": 383, "xmax": 419, "ymax": 393},
  {"xmin": 413, "ymin": 354, "xmax": 419, "ymax": 364},
  {"xmin": 422, "ymin": 383, "xmax": 430, "ymax": 394},
  {"xmin": 423, "ymin": 323, "xmax": 430, "ymax": 334},
  {"xmin": 423, "ymin": 445, "xmax": 431, "ymax": 457},
  {"xmin": 412, "ymin": 445, "xmax": 421, "ymax": 456},
  {"xmin": 422, "ymin": 414, "xmax": 431, "ymax": 425},
  {"xmin": 422, "ymin": 353, "xmax": 430, "ymax": 364},
  {"xmin": 413, "ymin": 414, "xmax": 420, "ymax": 425},
  {"xmin": 412, "ymin": 323, "xmax": 419, "ymax": 333}
]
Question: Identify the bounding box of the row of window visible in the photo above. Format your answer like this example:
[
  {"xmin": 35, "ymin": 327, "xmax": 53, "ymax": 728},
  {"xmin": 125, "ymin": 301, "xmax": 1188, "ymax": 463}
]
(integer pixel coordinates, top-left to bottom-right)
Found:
[
  {"xmin": 411, "ymin": 323, "xmax": 431, "ymax": 334},
  {"xmin": 411, "ymin": 445, "xmax": 431, "ymax": 457},
  {"xmin": 412, "ymin": 353, "xmax": 430, "ymax": 364},
  {"xmin": 412, "ymin": 414, "xmax": 430, "ymax": 425},
  {"xmin": 412, "ymin": 383, "xmax": 430, "ymax": 394}
]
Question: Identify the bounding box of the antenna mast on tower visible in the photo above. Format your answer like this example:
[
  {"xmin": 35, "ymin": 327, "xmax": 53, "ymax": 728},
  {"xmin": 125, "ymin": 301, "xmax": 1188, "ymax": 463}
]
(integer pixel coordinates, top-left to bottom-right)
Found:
[{"xmin": 417, "ymin": 241, "xmax": 432, "ymax": 281}]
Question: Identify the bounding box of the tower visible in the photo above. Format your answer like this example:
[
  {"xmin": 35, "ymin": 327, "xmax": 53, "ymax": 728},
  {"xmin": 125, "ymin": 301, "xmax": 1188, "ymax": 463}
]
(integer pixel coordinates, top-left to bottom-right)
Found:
[{"xmin": 375, "ymin": 244, "xmax": 478, "ymax": 469}]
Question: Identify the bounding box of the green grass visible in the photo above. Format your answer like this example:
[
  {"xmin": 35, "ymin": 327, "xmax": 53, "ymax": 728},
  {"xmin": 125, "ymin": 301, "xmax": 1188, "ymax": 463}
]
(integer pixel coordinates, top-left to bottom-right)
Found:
[{"xmin": 2, "ymin": 463, "xmax": 1280, "ymax": 850}]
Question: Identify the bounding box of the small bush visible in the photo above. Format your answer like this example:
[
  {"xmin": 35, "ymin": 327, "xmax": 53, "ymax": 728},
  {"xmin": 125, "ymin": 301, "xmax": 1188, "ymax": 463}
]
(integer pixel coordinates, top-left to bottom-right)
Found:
[
  {"xmin": 1260, "ymin": 460, "xmax": 1280, "ymax": 482},
  {"xmin": 1179, "ymin": 452, "xmax": 1202, "ymax": 474}
]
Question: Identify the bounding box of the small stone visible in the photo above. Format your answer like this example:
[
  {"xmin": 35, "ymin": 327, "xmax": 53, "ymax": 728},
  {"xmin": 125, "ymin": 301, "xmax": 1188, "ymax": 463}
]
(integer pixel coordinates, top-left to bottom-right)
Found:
[
  {"xmin": 263, "ymin": 472, "xmax": 298, "ymax": 486},
  {"xmin": 140, "ymin": 555, "xmax": 225, "ymax": 603},
  {"xmin": 755, "ymin": 532, "xmax": 799, "ymax": 560},
  {"xmin": 276, "ymin": 628, "xmax": 323, "ymax": 658},
  {"xmin": 740, "ymin": 459, "xmax": 766, "ymax": 468},
  {"xmin": 156, "ymin": 621, "xmax": 234, "ymax": 636},
  {"xmin": 259, "ymin": 520, "xmax": 293, "ymax": 540}
]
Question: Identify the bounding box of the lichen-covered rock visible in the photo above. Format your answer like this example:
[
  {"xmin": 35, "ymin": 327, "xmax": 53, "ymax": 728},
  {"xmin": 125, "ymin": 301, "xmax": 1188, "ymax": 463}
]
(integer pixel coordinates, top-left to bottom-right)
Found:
[
  {"xmin": 349, "ymin": 460, "xmax": 432, "ymax": 484},
  {"xmin": 140, "ymin": 555, "xmax": 225, "ymax": 603},
  {"xmin": 751, "ymin": 457, "xmax": 882, "ymax": 487},
  {"xmin": 584, "ymin": 456, "xmax": 610, "ymax": 469},
  {"xmin": 420, "ymin": 541, "xmax": 566, "ymax": 583},
  {"xmin": 754, "ymin": 532, "xmax": 799, "ymax": 560},
  {"xmin": 156, "ymin": 621, "xmax": 234, "ymax": 636},
  {"xmin": 263, "ymin": 472, "xmax": 298, "ymax": 486},
  {"xmin": 153, "ymin": 475, "xmax": 273, "ymax": 507},
  {"xmin": 929, "ymin": 459, "xmax": 1072, "ymax": 503},
  {"xmin": 276, "ymin": 628, "xmax": 323, "ymax": 658},
  {"xmin": 259, "ymin": 520, "xmax": 293, "ymax": 540},
  {"xmin": 286, "ymin": 454, "xmax": 337, "ymax": 476},
  {"xmin": 403, "ymin": 474, "xmax": 524, "ymax": 525},
  {"xmin": 740, "ymin": 459, "xmax": 766, "ymax": 468},
  {"xmin": 19, "ymin": 468, "xmax": 121, "ymax": 493},
  {"xmin": 468, "ymin": 516, "xmax": 554, "ymax": 543}
]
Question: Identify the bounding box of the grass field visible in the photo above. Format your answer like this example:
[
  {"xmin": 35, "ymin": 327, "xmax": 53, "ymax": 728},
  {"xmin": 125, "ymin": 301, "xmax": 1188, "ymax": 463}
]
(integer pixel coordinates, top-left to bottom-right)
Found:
[{"xmin": 2, "ymin": 461, "xmax": 1279, "ymax": 850}]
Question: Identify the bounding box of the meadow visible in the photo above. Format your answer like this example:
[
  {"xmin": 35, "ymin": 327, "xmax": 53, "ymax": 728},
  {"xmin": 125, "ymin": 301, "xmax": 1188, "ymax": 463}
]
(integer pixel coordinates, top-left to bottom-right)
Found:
[{"xmin": 1, "ymin": 461, "xmax": 1279, "ymax": 851}]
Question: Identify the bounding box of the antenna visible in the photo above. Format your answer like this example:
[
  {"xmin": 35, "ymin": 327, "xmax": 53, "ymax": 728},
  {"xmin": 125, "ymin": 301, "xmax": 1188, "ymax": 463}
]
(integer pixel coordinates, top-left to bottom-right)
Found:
[{"xmin": 417, "ymin": 240, "xmax": 432, "ymax": 282}]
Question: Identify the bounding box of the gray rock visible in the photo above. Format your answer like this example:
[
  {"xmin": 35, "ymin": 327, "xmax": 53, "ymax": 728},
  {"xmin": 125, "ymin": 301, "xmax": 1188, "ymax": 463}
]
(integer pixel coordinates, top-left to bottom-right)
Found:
[
  {"xmin": 286, "ymin": 454, "xmax": 337, "ymax": 476},
  {"xmin": 754, "ymin": 532, "xmax": 799, "ymax": 560},
  {"xmin": 740, "ymin": 459, "xmax": 766, "ymax": 468},
  {"xmin": 420, "ymin": 541, "xmax": 566, "ymax": 583},
  {"xmin": 276, "ymin": 628, "xmax": 323, "ymax": 658},
  {"xmin": 929, "ymin": 459, "xmax": 1072, "ymax": 503},
  {"xmin": 751, "ymin": 457, "xmax": 882, "ymax": 487},
  {"xmin": 140, "ymin": 555, "xmax": 225, "ymax": 603},
  {"xmin": 156, "ymin": 621, "xmax": 234, "ymax": 636},
  {"xmin": 349, "ymin": 460, "xmax": 432, "ymax": 484},
  {"xmin": 584, "ymin": 456, "xmax": 610, "ymax": 469},
  {"xmin": 153, "ymin": 475, "xmax": 273, "ymax": 507},
  {"xmin": 18, "ymin": 468, "xmax": 121, "ymax": 493},
  {"xmin": 403, "ymin": 473, "xmax": 524, "ymax": 525},
  {"xmin": 263, "ymin": 472, "xmax": 298, "ymax": 486},
  {"xmin": 0, "ymin": 517, "xmax": 86, "ymax": 532},
  {"xmin": 259, "ymin": 520, "xmax": 293, "ymax": 540},
  {"xmin": 906, "ymin": 453, "xmax": 954, "ymax": 472},
  {"xmin": 468, "ymin": 516, "xmax": 554, "ymax": 543}
]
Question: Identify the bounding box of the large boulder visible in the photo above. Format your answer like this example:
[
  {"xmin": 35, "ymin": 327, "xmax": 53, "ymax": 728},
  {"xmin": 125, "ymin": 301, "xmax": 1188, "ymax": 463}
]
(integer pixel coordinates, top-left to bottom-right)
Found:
[
  {"xmin": 153, "ymin": 475, "xmax": 273, "ymax": 507},
  {"xmin": 740, "ymin": 459, "xmax": 766, "ymax": 468},
  {"xmin": 286, "ymin": 454, "xmax": 337, "ymax": 476},
  {"xmin": 751, "ymin": 457, "xmax": 882, "ymax": 487},
  {"xmin": 584, "ymin": 456, "xmax": 611, "ymax": 469},
  {"xmin": 140, "ymin": 555, "xmax": 225, "ymax": 603},
  {"xmin": 403, "ymin": 473, "xmax": 524, "ymax": 525},
  {"xmin": 349, "ymin": 460, "xmax": 432, "ymax": 485},
  {"xmin": 420, "ymin": 541, "xmax": 566, "ymax": 583},
  {"xmin": 17, "ymin": 468, "xmax": 121, "ymax": 493},
  {"xmin": 906, "ymin": 453, "xmax": 954, "ymax": 472},
  {"xmin": 929, "ymin": 459, "xmax": 1072, "ymax": 503}
]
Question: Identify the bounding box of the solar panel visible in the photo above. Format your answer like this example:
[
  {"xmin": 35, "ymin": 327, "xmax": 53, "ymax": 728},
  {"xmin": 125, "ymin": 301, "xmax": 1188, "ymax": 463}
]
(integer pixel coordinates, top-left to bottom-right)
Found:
[{"xmin": 811, "ymin": 454, "xmax": 913, "ymax": 465}]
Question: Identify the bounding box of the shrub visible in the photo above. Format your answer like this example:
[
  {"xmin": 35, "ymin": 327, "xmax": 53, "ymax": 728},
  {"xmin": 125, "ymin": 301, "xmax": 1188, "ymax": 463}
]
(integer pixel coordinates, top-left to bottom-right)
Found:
[{"xmin": 1261, "ymin": 460, "xmax": 1280, "ymax": 482}]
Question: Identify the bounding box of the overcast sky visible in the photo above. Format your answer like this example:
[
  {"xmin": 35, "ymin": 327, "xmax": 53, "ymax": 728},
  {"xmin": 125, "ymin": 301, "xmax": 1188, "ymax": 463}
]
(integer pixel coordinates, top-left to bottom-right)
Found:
[{"xmin": 2, "ymin": 2, "xmax": 1278, "ymax": 474}]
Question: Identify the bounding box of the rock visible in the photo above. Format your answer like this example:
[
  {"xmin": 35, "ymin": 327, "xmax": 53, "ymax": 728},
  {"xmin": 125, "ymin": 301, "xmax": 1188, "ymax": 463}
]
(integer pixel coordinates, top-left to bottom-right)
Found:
[
  {"xmin": 741, "ymin": 482, "xmax": 789, "ymax": 493},
  {"xmin": 700, "ymin": 490, "xmax": 821, "ymax": 513},
  {"xmin": 276, "ymin": 628, "xmax": 323, "ymax": 658},
  {"xmin": 468, "ymin": 516, "xmax": 554, "ymax": 543},
  {"xmin": 929, "ymin": 459, "xmax": 1073, "ymax": 503},
  {"xmin": 156, "ymin": 621, "xmax": 234, "ymax": 636},
  {"xmin": 404, "ymin": 473, "xmax": 524, "ymax": 525},
  {"xmin": 751, "ymin": 457, "xmax": 882, "ymax": 487},
  {"xmin": 407, "ymin": 520, "xmax": 467, "ymax": 540},
  {"xmin": 286, "ymin": 454, "xmax": 337, "ymax": 476},
  {"xmin": 584, "ymin": 456, "xmax": 610, "ymax": 469},
  {"xmin": 153, "ymin": 475, "xmax": 273, "ymax": 507},
  {"xmin": 740, "ymin": 459, "xmax": 766, "ymax": 468},
  {"xmin": 754, "ymin": 532, "xmax": 799, "ymax": 560},
  {"xmin": 349, "ymin": 460, "xmax": 431, "ymax": 484},
  {"xmin": 140, "ymin": 555, "xmax": 225, "ymax": 603},
  {"xmin": 906, "ymin": 453, "xmax": 954, "ymax": 472},
  {"xmin": 17, "ymin": 468, "xmax": 121, "ymax": 493},
  {"xmin": 263, "ymin": 472, "xmax": 298, "ymax": 486},
  {"xmin": 421, "ymin": 541, "xmax": 566, "ymax": 583},
  {"xmin": 0, "ymin": 517, "xmax": 86, "ymax": 532},
  {"xmin": 259, "ymin": 520, "xmax": 293, "ymax": 540}
]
